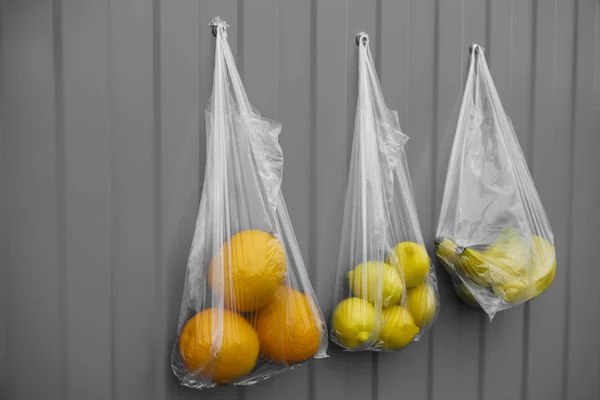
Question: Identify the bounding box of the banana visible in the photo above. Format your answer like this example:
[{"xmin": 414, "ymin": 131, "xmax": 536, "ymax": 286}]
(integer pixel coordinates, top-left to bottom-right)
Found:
[
  {"xmin": 528, "ymin": 235, "xmax": 556, "ymax": 298},
  {"xmin": 438, "ymin": 231, "xmax": 556, "ymax": 305},
  {"xmin": 435, "ymin": 237, "xmax": 460, "ymax": 274}
]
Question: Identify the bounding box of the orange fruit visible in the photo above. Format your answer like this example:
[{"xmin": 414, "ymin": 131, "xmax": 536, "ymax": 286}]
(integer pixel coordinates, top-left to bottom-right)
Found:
[
  {"xmin": 255, "ymin": 286, "xmax": 322, "ymax": 364},
  {"xmin": 179, "ymin": 308, "xmax": 260, "ymax": 384},
  {"xmin": 208, "ymin": 230, "xmax": 287, "ymax": 312}
]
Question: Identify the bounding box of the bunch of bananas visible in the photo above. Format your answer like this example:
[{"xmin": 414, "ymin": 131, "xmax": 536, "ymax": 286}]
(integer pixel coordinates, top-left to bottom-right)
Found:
[{"xmin": 436, "ymin": 228, "xmax": 556, "ymax": 307}]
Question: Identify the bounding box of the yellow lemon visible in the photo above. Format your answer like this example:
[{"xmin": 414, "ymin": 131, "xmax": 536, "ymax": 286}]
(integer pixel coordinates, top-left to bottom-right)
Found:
[
  {"xmin": 332, "ymin": 297, "xmax": 377, "ymax": 349},
  {"xmin": 387, "ymin": 242, "xmax": 430, "ymax": 288},
  {"xmin": 407, "ymin": 283, "xmax": 437, "ymax": 327},
  {"xmin": 379, "ymin": 306, "xmax": 419, "ymax": 350},
  {"xmin": 347, "ymin": 261, "xmax": 404, "ymax": 307}
]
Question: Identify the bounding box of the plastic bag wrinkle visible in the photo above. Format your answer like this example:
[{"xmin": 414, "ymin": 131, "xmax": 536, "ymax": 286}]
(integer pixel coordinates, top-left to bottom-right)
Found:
[
  {"xmin": 171, "ymin": 17, "xmax": 327, "ymax": 390},
  {"xmin": 331, "ymin": 33, "xmax": 439, "ymax": 352},
  {"xmin": 436, "ymin": 44, "xmax": 556, "ymax": 318}
]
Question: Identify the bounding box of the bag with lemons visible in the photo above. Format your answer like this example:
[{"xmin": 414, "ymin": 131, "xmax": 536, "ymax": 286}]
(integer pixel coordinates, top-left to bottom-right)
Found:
[
  {"xmin": 331, "ymin": 33, "xmax": 440, "ymax": 352},
  {"xmin": 435, "ymin": 44, "xmax": 556, "ymax": 318},
  {"xmin": 171, "ymin": 17, "xmax": 328, "ymax": 390}
]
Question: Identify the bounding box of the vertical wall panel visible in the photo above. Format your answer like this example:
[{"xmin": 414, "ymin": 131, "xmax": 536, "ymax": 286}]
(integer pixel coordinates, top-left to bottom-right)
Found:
[
  {"xmin": 482, "ymin": 2, "xmax": 526, "ymax": 399},
  {"xmin": 527, "ymin": 2, "xmax": 576, "ymax": 399},
  {"xmin": 255, "ymin": 0, "xmax": 314, "ymax": 397},
  {"xmin": 62, "ymin": 0, "xmax": 112, "ymax": 399},
  {"xmin": 241, "ymin": 0, "xmax": 278, "ymax": 117},
  {"xmin": 239, "ymin": 1, "xmax": 296, "ymax": 400},
  {"xmin": 2, "ymin": 1, "xmax": 600, "ymax": 400},
  {"xmin": 158, "ymin": 1, "xmax": 201, "ymax": 400},
  {"xmin": 108, "ymin": 0, "xmax": 158, "ymax": 398},
  {"xmin": 1, "ymin": 1, "xmax": 64, "ymax": 399},
  {"xmin": 566, "ymin": 0, "xmax": 600, "ymax": 398},
  {"xmin": 312, "ymin": 2, "xmax": 379, "ymax": 400},
  {"xmin": 0, "ymin": 3, "xmax": 6, "ymax": 396},
  {"xmin": 432, "ymin": 2, "xmax": 483, "ymax": 399},
  {"xmin": 183, "ymin": 4, "xmax": 240, "ymax": 400},
  {"xmin": 346, "ymin": 2, "xmax": 378, "ymax": 399},
  {"xmin": 312, "ymin": 1, "xmax": 353, "ymax": 399},
  {"xmin": 378, "ymin": 0, "xmax": 437, "ymax": 399}
]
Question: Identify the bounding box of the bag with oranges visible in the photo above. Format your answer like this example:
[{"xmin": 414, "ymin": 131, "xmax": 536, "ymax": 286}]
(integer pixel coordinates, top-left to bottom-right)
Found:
[
  {"xmin": 330, "ymin": 33, "xmax": 439, "ymax": 352},
  {"xmin": 171, "ymin": 17, "xmax": 328, "ymax": 390}
]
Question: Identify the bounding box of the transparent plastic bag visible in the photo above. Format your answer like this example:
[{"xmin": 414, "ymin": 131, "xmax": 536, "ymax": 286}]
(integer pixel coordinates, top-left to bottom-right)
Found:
[
  {"xmin": 435, "ymin": 44, "xmax": 556, "ymax": 318},
  {"xmin": 330, "ymin": 33, "xmax": 439, "ymax": 352},
  {"xmin": 171, "ymin": 18, "xmax": 327, "ymax": 390}
]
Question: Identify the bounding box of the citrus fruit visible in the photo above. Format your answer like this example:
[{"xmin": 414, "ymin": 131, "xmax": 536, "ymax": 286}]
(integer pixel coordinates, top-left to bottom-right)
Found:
[
  {"xmin": 406, "ymin": 283, "xmax": 437, "ymax": 327},
  {"xmin": 179, "ymin": 308, "xmax": 259, "ymax": 384},
  {"xmin": 256, "ymin": 286, "xmax": 322, "ymax": 364},
  {"xmin": 387, "ymin": 242, "xmax": 430, "ymax": 288},
  {"xmin": 332, "ymin": 297, "xmax": 377, "ymax": 349},
  {"xmin": 347, "ymin": 261, "xmax": 404, "ymax": 307},
  {"xmin": 379, "ymin": 306, "xmax": 419, "ymax": 350},
  {"xmin": 208, "ymin": 230, "xmax": 287, "ymax": 311}
]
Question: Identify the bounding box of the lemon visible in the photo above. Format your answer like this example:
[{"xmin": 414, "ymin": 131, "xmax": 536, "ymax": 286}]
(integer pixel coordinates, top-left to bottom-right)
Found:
[
  {"xmin": 387, "ymin": 242, "xmax": 430, "ymax": 288},
  {"xmin": 379, "ymin": 306, "xmax": 419, "ymax": 350},
  {"xmin": 347, "ymin": 261, "xmax": 404, "ymax": 307},
  {"xmin": 529, "ymin": 235, "xmax": 556, "ymax": 296},
  {"xmin": 407, "ymin": 283, "xmax": 437, "ymax": 327},
  {"xmin": 332, "ymin": 297, "xmax": 377, "ymax": 349}
]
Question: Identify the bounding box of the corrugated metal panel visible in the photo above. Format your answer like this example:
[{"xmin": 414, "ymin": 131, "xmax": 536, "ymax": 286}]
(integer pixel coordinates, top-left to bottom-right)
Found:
[{"xmin": 1, "ymin": 1, "xmax": 599, "ymax": 399}]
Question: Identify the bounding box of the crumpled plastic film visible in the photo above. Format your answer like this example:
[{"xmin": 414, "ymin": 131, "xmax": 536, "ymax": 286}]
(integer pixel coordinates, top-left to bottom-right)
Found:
[
  {"xmin": 436, "ymin": 44, "xmax": 556, "ymax": 318},
  {"xmin": 330, "ymin": 33, "xmax": 439, "ymax": 352},
  {"xmin": 171, "ymin": 17, "xmax": 328, "ymax": 390}
]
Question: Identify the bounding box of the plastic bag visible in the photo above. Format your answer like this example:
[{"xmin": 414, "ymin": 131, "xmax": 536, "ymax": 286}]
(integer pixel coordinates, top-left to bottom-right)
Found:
[
  {"xmin": 330, "ymin": 33, "xmax": 439, "ymax": 352},
  {"xmin": 435, "ymin": 44, "xmax": 556, "ymax": 318},
  {"xmin": 171, "ymin": 17, "xmax": 328, "ymax": 390}
]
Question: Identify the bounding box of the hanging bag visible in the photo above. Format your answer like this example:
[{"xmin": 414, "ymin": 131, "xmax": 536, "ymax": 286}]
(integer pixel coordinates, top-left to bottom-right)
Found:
[
  {"xmin": 171, "ymin": 17, "xmax": 327, "ymax": 390},
  {"xmin": 436, "ymin": 44, "xmax": 556, "ymax": 318},
  {"xmin": 331, "ymin": 33, "xmax": 439, "ymax": 352}
]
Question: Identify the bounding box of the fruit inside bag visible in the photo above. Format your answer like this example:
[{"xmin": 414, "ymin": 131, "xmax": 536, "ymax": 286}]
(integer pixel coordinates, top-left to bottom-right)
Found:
[
  {"xmin": 330, "ymin": 33, "xmax": 439, "ymax": 352},
  {"xmin": 435, "ymin": 44, "xmax": 556, "ymax": 318},
  {"xmin": 171, "ymin": 18, "xmax": 327, "ymax": 390}
]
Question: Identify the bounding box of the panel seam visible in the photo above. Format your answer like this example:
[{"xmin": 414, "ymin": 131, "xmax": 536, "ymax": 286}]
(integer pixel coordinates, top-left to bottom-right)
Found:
[{"xmin": 53, "ymin": 0, "xmax": 68, "ymax": 399}]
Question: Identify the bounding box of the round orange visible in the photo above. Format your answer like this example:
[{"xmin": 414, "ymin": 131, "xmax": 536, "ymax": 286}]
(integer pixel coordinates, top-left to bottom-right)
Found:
[
  {"xmin": 208, "ymin": 230, "xmax": 287, "ymax": 312},
  {"xmin": 255, "ymin": 286, "xmax": 322, "ymax": 364},
  {"xmin": 179, "ymin": 308, "xmax": 259, "ymax": 384}
]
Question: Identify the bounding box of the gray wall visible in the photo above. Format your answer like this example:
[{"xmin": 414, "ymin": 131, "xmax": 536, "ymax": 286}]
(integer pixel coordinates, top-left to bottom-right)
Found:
[{"xmin": 1, "ymin": 0, "xmax": 599, "ymax": 399}]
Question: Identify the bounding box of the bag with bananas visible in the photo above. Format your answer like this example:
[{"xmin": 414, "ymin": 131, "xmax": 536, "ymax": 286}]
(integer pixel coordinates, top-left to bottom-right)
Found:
[
  {"xmin": 331, "ymin": 33, "xmax": 439, "ymax": 352},
  {"xmin": 171, "ymin": 18, "xmax": 328, "ymax": 390},
  {"xmin": 436, "ymin": 44, "xmax": 556, "ymax": 318}
]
